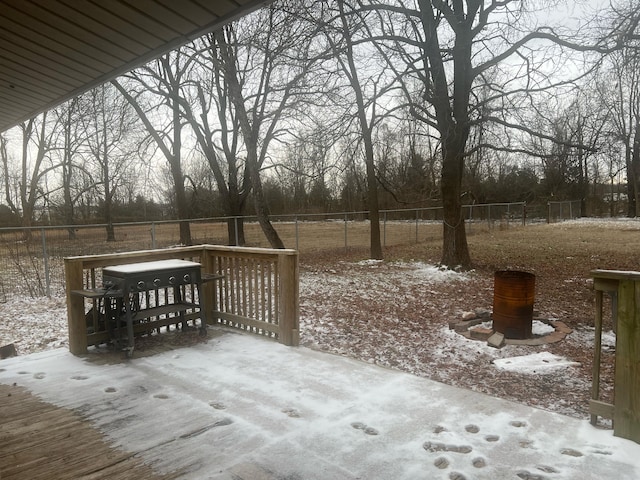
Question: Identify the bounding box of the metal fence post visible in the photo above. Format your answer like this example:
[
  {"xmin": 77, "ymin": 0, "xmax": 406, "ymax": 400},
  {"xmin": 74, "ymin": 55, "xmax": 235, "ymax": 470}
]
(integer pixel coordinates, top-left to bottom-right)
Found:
[
  {"xmin": 234, "ymin": 217, "xmax": 239, "ymax": 246},
  {"xmin": 151, "ymin": 222, "xmax": 156, "ymax": 249},
  {"xmin": 41, "ymin": 228, "xmax": 51, "ymax": 297},
  {"xmin": 344, "ymin": 213, "xmax": 348, "ymax": 252},
  {"xmin": 295, "ymin": 215, "xmax": 299, "ymax": 251},
  {"xmin": 383, "ymin": 211, "xmax": 387, "ymax": 248},
  {"xmin": 415, "ymin": 210, "xmax": 419, "ymax": 244}
]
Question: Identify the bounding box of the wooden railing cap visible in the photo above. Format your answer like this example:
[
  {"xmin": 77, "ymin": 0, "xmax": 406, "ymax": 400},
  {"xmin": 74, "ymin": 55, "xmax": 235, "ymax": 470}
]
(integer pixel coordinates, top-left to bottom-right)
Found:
[
  {"xmin": 591, "ymin": 269, "xmax": 640, "ymax": 281},
  {"xmin": 64, "ymin": 244, "xmax": 298, "ymax": 263}
]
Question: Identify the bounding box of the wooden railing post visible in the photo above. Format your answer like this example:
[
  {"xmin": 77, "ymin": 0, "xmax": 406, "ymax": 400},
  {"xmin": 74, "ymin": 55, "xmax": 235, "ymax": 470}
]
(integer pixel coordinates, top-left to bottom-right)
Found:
[
  {"xmin": 591, "ymin": 270, "xmax": 640, "ymax": 444},
  {"xmin": 278, "ymin": 251, "xmax": 299, "ymax": 346},
  {"xmin": 65, "ymin": 257, "xmax": 87, "ymax": 355},
  {"xmin": 591, "ymin": 288, "xmax": 604, "ymax": 426},
  {"xmin": 200, "ymin": 246, "xmax": 215, "ymax": 324},
  {"xmin": 615, "ymin": 278, "xmax": 640, "ymax": 442}
]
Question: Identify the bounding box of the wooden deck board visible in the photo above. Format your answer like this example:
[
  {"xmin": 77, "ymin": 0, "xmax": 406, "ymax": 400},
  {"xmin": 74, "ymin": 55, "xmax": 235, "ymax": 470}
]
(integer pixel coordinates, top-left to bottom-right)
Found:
[{"xmin": 0, "ymin": 383, "xmax": 177, "ymax": 480}]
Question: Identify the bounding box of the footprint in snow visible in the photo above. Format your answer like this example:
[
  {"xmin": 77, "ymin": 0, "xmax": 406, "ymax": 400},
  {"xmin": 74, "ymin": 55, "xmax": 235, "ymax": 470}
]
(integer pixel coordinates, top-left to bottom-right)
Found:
[
  {"xmin": 423, "ymin": 441, "xmax": 472, "ymax": 454},
  {"xmin": 472, "ymin": 457, "xmax": 487, "ymax": 468},
  {"xmin": 536, "ymin": 465, "xmax": 559, "ymax": 474},
  {"xmin": 449, "ymin": 472, "xmax": 468, "ymax": 480},
  {"xmin": 516, "ymin": 470, "xmax": 548, "ymax": 480},
  {"xmin": 282, "ymin": 408, "xmax": 300, "ymax": 418},
  {"xmin": 592, "ymin": 449, "xmax": 612, "ymax": 456},
  {"xmin": 351, "ymin": 422, "xmax": 379, "ymax": 435},
  {"xmin": 560, "ymin": 448, "xmax": 583, "ymax": 457},
  {"xmin": 434, "ymin": 457, "xmax": 449, "ymax": 469}
]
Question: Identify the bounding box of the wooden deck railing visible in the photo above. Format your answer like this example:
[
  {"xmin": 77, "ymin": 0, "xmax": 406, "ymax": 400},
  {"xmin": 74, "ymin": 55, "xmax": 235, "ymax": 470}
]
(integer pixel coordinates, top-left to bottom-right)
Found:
[
  {"xmin": 591, "ymin": 269, "xmax": 640, "ymax": 444},
  {"xmin": 64, "ymin": 245, "xmax": 299, "ymax": 355}
]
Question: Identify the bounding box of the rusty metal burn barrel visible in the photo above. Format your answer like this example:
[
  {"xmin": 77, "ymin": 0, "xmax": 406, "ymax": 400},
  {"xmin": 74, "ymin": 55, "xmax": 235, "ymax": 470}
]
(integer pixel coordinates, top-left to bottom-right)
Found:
[{"xmin": 492, "ymin": 270, "xmax": 536, "ymax": 339}]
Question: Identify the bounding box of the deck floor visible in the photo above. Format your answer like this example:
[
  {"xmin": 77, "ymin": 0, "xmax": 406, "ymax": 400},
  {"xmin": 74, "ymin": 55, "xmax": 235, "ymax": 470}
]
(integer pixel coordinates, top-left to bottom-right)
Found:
[{"xmin": 0, "ymin": 384, "xmax": 176, "ymax": 480}]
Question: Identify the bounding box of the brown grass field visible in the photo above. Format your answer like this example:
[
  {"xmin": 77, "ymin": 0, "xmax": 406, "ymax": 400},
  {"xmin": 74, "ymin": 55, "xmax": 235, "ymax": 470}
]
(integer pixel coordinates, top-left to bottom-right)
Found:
[{"xmin": 299, "ymin": 219, "xmax": 640, "ymax": 420}]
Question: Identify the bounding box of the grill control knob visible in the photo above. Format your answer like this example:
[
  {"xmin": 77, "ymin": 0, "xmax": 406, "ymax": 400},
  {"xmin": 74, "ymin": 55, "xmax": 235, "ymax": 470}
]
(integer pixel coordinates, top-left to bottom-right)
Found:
[
  {"xmin": 169, "ymin": 276, "xmax": 176, "ymax": 285},
  {"xmin": 137, "ymin": 281, "xmax": 146, "ymax": 290},
  {"xmin": 183, "ymin": 274, "xmax": 191, "ymax": 283},
  {"xmin": 153, "ymin": 278, "xmax": 161, "ymax": 287}
]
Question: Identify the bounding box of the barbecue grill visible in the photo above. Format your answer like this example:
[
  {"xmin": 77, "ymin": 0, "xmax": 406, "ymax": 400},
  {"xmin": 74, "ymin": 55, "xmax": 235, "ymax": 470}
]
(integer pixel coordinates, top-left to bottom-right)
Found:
[{"xmin": 102, "ymin": 259, "xmax": 207, "ymax": 356}]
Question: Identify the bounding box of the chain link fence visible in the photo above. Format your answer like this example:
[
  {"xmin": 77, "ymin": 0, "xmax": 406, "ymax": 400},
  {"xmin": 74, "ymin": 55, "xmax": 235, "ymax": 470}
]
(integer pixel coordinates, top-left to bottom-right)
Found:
[
  {"xmin": 547, "ymin": 200, "xmax": 583, "ymax": 223},
  {"xmin": 0, "ymin": 201, "xmax": 576, "ymax": 300}
]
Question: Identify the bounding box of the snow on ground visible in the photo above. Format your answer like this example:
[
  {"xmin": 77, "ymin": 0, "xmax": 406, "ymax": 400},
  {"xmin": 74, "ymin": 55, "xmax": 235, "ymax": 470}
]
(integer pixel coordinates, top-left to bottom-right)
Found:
[
  {"xmin": 2, "ymin": 333, "xmax": 639, "ymax": 480},
  {"xmin": 563, "ymin": 217, "xmax": 640, "ymax": 229},
  {"xmin": 0, "ymin": 296, "xmax": 68, "ymax": 355},
  {"xmin": 493, "ymin": 352, "xmax": 581, "ymax": 374}
]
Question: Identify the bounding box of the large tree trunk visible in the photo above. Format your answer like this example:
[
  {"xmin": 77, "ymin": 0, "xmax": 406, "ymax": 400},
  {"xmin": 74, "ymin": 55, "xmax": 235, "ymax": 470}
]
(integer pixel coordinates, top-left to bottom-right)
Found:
[
  {"xmin": 171, "ymin": 158, "xmax": 192, "ymax": 245},
  {"xmin": 363, "ymin": 138, "xmax": 382, "ymax": 260},
  {"xmin": 226, "ymin": 217, "xmax": 246, "ymax": 246},
  {"xmin": 626, "ymin": 145, "xmax": 635, "ymax": 217},
  {"xmin": 632, "ymin": 122, "xmax": 640, "ymax": 217},
  {"xmin": 226, "ymin": 191, "xmax": 246, "ymax": 246},
  {"xmin": 104, "ymin": 191, "xmax": 115, "ymax": 241},
  {"xmin": 366, "ymin": 173, "xmax": 382, "ymax": 259},
  {"xmin": 578, "ymin": 149, "xmax": 588, "ymax": 217},
  {"xmin": 104, "ymin": 198, "xmax": 115, "ymax": 242},
  {"xmin": 440, "ymin": 136, "xmax": 471, "ymax": 269},
  {"xmin": 417, "ymin": 2, "xmax": 473, "ymax": 269},
  {"xmin": 226, "ymin": 164, "xmax": 247, "ymax": 246},
  {"xmin": 102, "ymin": 132, "xmax": 115, "ymax": 242},
  {"xmin": 171, "ymin": 91, "xmax": 192, "ymax": 246},
  {"xmin": 247, "ymin": 149, "xmax": 284, "ymax": 249}
]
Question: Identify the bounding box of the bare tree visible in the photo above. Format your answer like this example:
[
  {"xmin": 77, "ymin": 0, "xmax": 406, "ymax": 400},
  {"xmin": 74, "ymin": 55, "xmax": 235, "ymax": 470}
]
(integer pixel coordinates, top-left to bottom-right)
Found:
[
  {"xmin": 320, "ymin": 1, "xmax": 402, "ymax": 259},
  {"xmin": 208, "ymin": 4, "xmax": 326, "ymax": 249},
  {"xmin": 79, "ymin": 83, "xmax": 140, "ymax": 241},
  {"xmin": 55, "ymin": 98, "xmax": 86, "ymax": 239},
  {"xmin": 112, "ymin": 49, "xmax": 195, "ymax": 245},
  {"xmin": 601, "ymin": 46, "xmax": 640, "ymax": 216},
  {"xmin": 359, "ymin": 0, "xmax": 631, "ymax": 268},
  {"xmin": 1, "ymin": 113, "xmax": 60, "ymax": 237},
  {"xmin": 276, "ymin": 124, "xmax": 338, "ymax": 213},
  {"xmin": 180, "ymin": 36, "xmax": 251, "ymax": 246}
]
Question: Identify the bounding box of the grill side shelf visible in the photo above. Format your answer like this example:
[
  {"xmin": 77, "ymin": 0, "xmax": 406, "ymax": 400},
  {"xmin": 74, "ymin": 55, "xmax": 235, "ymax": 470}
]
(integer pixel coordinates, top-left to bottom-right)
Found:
[
  {"xmin": 131, "ymin": 302, "xmax": 200, "ymax": 321},
  {"xmin": 71, "ymin": 288, "xmax": 123, "ymax": 299}
]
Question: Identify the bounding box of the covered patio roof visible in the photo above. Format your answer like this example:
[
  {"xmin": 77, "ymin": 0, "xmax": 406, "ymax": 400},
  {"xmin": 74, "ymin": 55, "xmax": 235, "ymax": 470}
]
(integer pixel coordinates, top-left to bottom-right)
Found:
[{"xmin": 0, "ymin": 0, "xmax": 271, "ymax": 132}]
